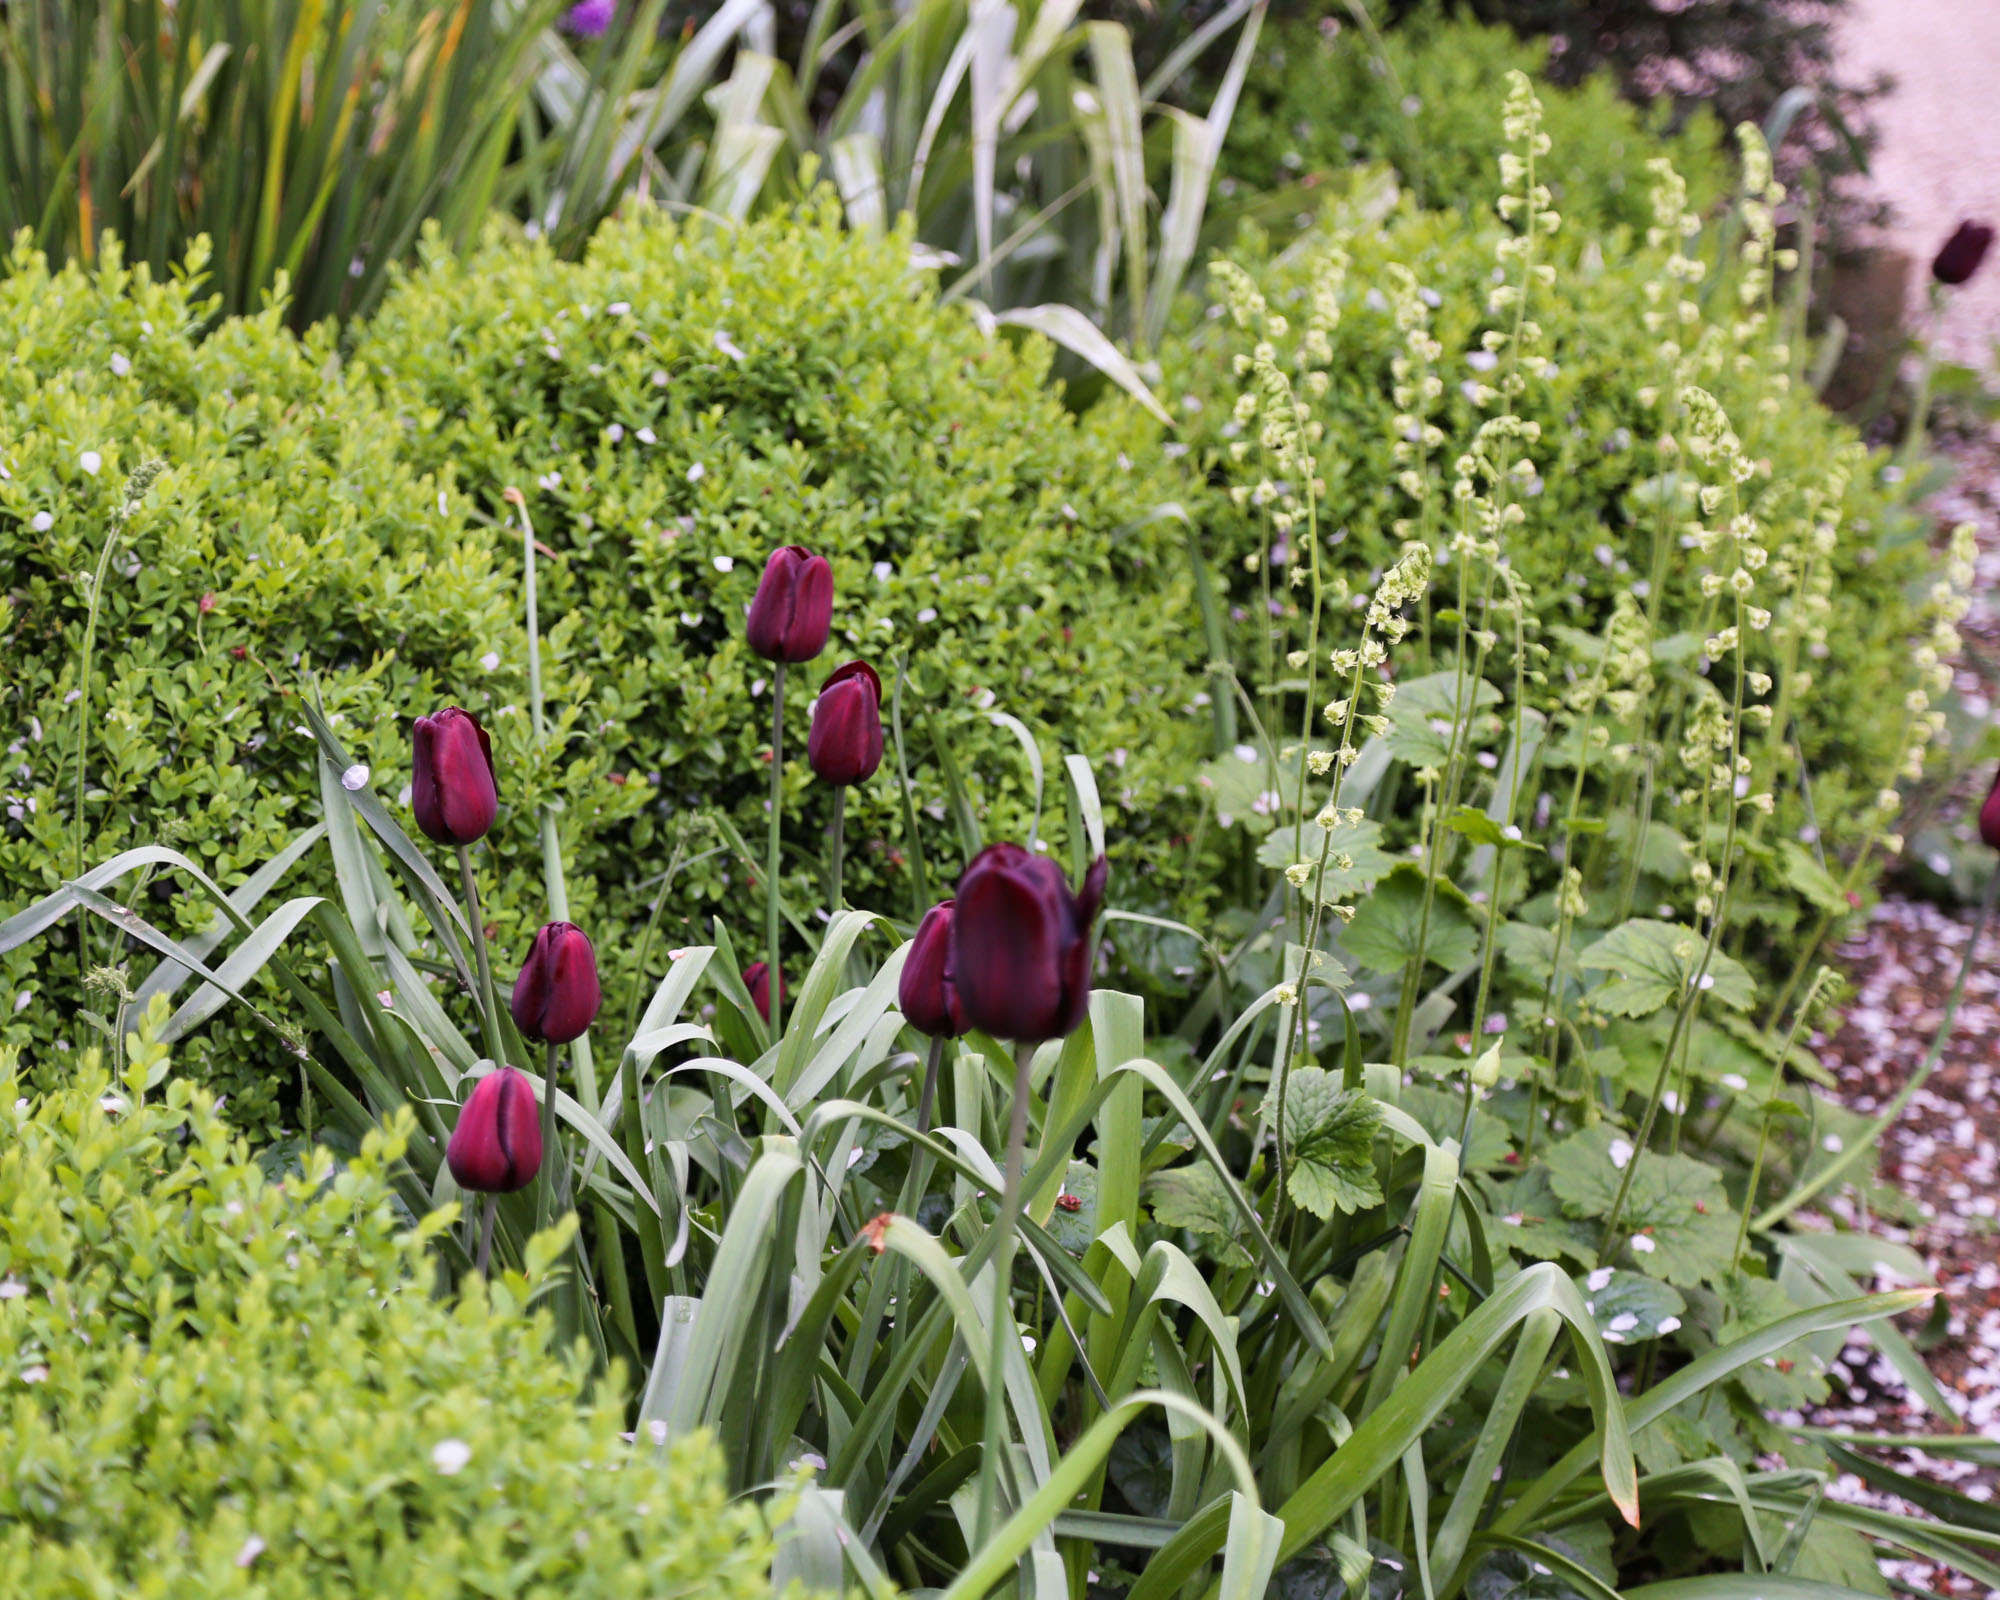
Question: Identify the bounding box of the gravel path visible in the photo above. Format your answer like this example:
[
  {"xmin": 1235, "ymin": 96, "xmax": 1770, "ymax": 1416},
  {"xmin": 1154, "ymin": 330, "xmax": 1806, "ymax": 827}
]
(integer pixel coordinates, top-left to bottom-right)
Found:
[
  {"xmin": 1842, "ymin": 0, "xmax": 2000, "ymax": 369},
  {"xmin": 1784, "ymin": 13, "xmax": 2000, "ymax": 1587}
]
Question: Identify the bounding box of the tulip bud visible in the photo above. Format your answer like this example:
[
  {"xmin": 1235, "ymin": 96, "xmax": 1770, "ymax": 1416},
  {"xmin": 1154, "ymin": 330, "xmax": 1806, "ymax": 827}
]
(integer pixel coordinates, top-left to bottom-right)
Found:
[
  {"xmin": 1934, "ymin": 221, "xmax": 1995, "ymax": 288},
  {"xmin": 899, "ymin": 900, "xmax": 968, "ymax": 1038},
  {"xmin": 952, "ymin": 844, "xmax": 1109, "ymax": 1042},
  {"xmin": 411, "ymin": 707, "xmax": 498, "ymax": 847},
  {"xmin": 1980, "ymin": 764, "xmax": 2000, "ymax": 852},
  {"xmin": 806, "ymin": 660, "xmax": 884, "ymax": 786},
  {"xmin": 510, "ymin": 922, "xmax": 601, "ymax": 1045},
  {"xmin": 447, "ymin": 1067, "xmax": 543, "ymax": 1193},
  {"xmin": 744, "ymin": 961, "xmax": 786, "ymax": 1023},
  {"xmin": 746, "ymin": 546, "xmax": 833, "ymax": 663}
]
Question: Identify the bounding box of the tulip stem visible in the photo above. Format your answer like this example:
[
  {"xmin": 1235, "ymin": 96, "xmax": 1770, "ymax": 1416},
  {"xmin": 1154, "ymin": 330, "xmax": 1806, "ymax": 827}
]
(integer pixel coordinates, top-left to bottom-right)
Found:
[
  {"xmin": 455, "ymin": 845, "xmax": 507, "ymax": 1064},
  {"xmin": 829, "ymin": 787, "xmax": 847, "ymax": 916},
  {"xmin": 766, "ymin": 662, "xmax": 787, "ymax": 1037},
  {"xmin": 539, "ymin": 1041, "xmax": 560, "ymax": 1235},
  {"xmin": 916, "ymin": 1034, "xmax": 944, "ymax": 1135},
  {"xmin": 476, "ymin": 1194, "xmax": 497, "ymax": 1276},
  {"xmin": 973, "ymin": 1041, "xmax": 1034, "ymax": 1552}
]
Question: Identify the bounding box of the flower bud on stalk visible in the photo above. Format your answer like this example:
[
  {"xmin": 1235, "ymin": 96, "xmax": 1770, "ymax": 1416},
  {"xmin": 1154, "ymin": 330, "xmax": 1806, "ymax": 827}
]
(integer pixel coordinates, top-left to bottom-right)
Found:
[
  {"xmin": 952, "ymin": 844, "xmax": 1109, "ymax": 1043},
  {"xmin": 900, "ymin": 901, "xmax": 969, "ymax": 1039},
  {"xmin": 411, "ymin": 708, "xmax": 497, "ymax": 846},
  {"xmin": 744, "ymin": 961, "xmax": 785, "ymax": 1025},
  {"xmin": 806, "ymin": 661, "xmax": 883, "ymax": 787},
  {"xmin": 1934, "ymin": 220, "xmax": 1995, "ymax": 288},
  {"xmin": 447, "ymin": 1068, "xmax": 542, "ymax": 1194},
  {"xmin": 1979, "ymin": 764, "xmax": 2000, "ymax": 852},
  {"xmin": 746, "ymin": 546, "xmax": 833, "ymax": 664},
  {"xmin": 510, "ymin": 922, "xmax": 601, "ymax": 1045}
]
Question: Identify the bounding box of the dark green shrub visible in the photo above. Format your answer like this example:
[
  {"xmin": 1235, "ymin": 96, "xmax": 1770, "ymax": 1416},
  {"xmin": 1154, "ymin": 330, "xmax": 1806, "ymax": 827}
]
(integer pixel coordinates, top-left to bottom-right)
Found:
[
  {"xmin": 1219, "ymin": 12, "xmax": 1730, "ymax": 233},
  {"xmin": 0, "ymin": 235, "xmax": 547, "ymax": 1136},
  {"xmin": 351, "ymin": 197, "xmax": 1209, "ymax": 968},
  {"xmin": 0, "ymin": 1016, "xmax": 775, "ymax": 1598},
  {"xmin": 0, "ymin": 207, "xmax": 1210, "ymax": 1124}
]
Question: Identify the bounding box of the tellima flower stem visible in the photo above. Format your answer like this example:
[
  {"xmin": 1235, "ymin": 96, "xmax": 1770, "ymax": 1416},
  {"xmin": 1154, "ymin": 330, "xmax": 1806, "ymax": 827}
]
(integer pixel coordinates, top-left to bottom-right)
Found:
[
  {"xmin": 455, "ymin": 845, "xmax": 507, "ymax": 1064},
  {"xmin": 765, "ymin": 662, "xmax": 787, "ymax": 1036},
  {"xmin": 973, "ymin": 1041, "xmax": 1035, "ymax": 1550}
]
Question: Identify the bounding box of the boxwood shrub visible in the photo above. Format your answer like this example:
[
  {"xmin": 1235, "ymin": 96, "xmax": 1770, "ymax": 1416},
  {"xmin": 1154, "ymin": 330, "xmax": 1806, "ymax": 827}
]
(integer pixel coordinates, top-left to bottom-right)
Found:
[
  {"xmin": 0, "ymin": 1018, "xmax": 775, "ymax": 1598},
  {"xmin": 1220, "ymin": 11, "xmax": 1730, "ymax": 233},
  {"xmin": 350, "ymin": 197, "xmax": 1209, "ymax": 983},
  {"xmin": 0, "ymin": 206, "xmax": 1210, "ymax": 1128}
]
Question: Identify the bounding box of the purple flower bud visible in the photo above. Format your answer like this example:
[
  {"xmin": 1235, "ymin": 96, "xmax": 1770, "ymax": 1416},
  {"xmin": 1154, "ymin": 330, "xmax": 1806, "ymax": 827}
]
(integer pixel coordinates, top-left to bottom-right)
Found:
[
  {"xmin": 899, "ymin": 900, "xmax": 968, "ymax": 1038},
  {"xmin": 411, "ymin": 707, "xmax": 497, "ymax": 847},
  {"xmin": 510, "ymin": 922, "xmax": 601, "ymax": 1045},
  {"xmin": 1934, "ymin": 220, "xmax": 1995, "ymax": 287},
  {"xmin": 952, "ymin": 844, "xmax": 1108, "ymax": 1042},
  {"xmin": 743, "ymin": 961, "xmax": 785, "ymax": 1023},
  {"xmin": 746, "ymin": 546, "xmax": 833, "ymax": 663},
  {"xmin": 447, "ymin": 1067, "xmax": 543, "ymax": 1193},
  {"xmin": 1980, "ymin": 764, "xmax": 2000, "ymax": 852},
  {"xmin": 563, "ymin": 0, "xmax": 616, "ymax": 37},
  {"xmin": 806, "ymin": 660, "xmax": 883, "ymax": 786}
]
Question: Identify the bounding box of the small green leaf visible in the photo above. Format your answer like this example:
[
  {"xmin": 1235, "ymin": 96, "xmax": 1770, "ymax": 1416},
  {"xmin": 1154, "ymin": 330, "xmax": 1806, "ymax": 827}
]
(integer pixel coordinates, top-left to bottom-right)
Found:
[
  {"xmin": 1576, "ymin": 919, "xmax": 1755, "ymax": 1018},
  {"xmin": 1542, "ymin": 1126, "xmax": 1739, "ymax": 1287},
  {"xmin": 1580, "ymin": 1268, "xmax": 1685, "ymax": 1345},
  {"xmin": 1267, "ymin": 1067, "xmax": 1383, "ymax": 1220},
  {"xmin": 1344, "ymin": 864, "xmax": 1479, "ymax": 973},
  {"xmin": 1147, "ymin": 1164, "xmax": 1253, "ymax": 1267}
]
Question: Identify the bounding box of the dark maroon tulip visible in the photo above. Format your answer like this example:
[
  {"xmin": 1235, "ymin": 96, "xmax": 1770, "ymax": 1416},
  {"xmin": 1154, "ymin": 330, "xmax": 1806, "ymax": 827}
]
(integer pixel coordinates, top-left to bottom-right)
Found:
[
  {"xmin": 745, "ymin": 546, "xmax": 833, "ymax": 663},
  {"xmin": 1980, "ymin": 765, "xmax": 2000, "ymax": 852},
  {"xmin": 447, "ymin": 1067, "xmax": 543, "ymax": 1193},
  {"xmin": 510, "ymin": 922, "xmax": 601, "ymax": 1046},
  {"xmin": 900, "ymin": 900, "xmax": 968, "ymax": 1039},
  {"xmin": 411, "ymin": 707, "xmax": 497, "ymax": 847},
  {"xmin": 744, "ymin": 961, "xmax": 786, "ymax": 1024},
  {"xmin": 952, "ymin": 845, "xmax": 1109, "ymax": 1042},
  {"xmin": 806, "ymin": 660, "xmax": 884, "ymax": 787},
  {"xmin": 1934, "ymin": 221, "xmax": 1995, "ymax": 287}
]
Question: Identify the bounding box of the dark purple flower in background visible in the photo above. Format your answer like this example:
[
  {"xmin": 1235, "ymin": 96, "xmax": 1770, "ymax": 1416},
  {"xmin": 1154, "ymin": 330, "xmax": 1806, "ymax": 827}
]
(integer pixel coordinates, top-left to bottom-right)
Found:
[
  {"xmin": 1979, "ymin": 764, "xmax": 2000, "ymax": 852},
  {"xmin": 900, "ymin": 900, "xmax": 968, "ymax": 1039},
  {"xmin": 563, "ymin": 0, "xmax": 616, "ymax": 37},
  {"xmin": 952, "ymin": 844, "xmax": 1108, "ymax": 1042},
  {"xmin": 1933, "ymin": 220, "xmax": 1995, "ymax": 287},
  {"xmin": 447, "ymin": 1068, "xmax": 543, "ymax": 1194},
  {"xmin": 744, "ymin": 961, "xmax": 785, "ymax": 1024},
  {"xmin": 746, "ymin": 546, "xmax": 833, "ymax": 663},
  {"xmin": 510, "ymin": 922, "xmax": 602, "ymax": 1046},
  {"xmin": 806, "ymin": 660, "xmax": 884, "ymax": 787},
  {"xmin": 411, "ymin": 707, "xmax": 497, "ymax": 847}
]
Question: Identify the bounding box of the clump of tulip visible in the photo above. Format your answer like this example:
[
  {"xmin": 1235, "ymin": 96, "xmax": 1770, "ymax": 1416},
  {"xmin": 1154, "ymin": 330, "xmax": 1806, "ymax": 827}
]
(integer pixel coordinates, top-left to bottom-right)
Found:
[
  {"xmin": 411, "ymin": 708, "xmax": 496, "ymax": 847},
  {"xmin": 447, "ymin": 1067, "xmax": 543, "ymax": 1194},
  {"xmin": 952, "ymin": 844, "xmax": 1108, "ymax": 1043}
]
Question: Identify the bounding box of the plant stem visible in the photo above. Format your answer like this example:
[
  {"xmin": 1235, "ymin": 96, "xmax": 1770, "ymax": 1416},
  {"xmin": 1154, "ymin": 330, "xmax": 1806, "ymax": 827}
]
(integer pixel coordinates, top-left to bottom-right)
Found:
[
  {"xmin": 766, "ymin": 661, "xmax": 787, "ymax": 1036},
  {"xmin": 829, "ymin": 786, "xmax": 846, "ymax": 915},
  {"xmin": 973, "ymin": 1040, "xmax": 1034, "ymax": 1550},
  {"xmin": 1895, "ymin": 290, "xmax": 1945, "ymax": 472},
  {"xmin": 477, "ymin": 1194, "xmax": 497, "ymax": 1275},
  {"xmin": 456, "ymin": 845, "xmax": 507, "ymax": 1063},
  {"xmin": 539, "ymin": 1040, "xmax": 560, "ymax": 1234},
  {"xmin": 917, "ymin": 1033, "xmax": 945, "ymax": 1135}
]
